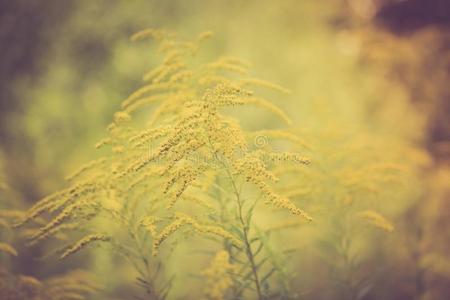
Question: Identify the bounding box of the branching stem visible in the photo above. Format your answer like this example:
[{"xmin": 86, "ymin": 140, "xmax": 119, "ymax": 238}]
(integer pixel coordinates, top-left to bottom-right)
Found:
[
  {"xmin": 224, "ymin": 165, "xmax": 263, "ymax": 300},
  {"xmin": 129, "ymin": 224, "xmax": 160, "ymax": 300}
]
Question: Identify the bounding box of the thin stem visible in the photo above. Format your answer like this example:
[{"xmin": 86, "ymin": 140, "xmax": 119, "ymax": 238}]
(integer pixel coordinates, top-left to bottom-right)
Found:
[
  {"xmin": 239, "ymin": 196, "xmax": 263, "ymax": 300},
  {"xmin": 129, "ymin": 223, "xmax": 160, "ymax": 300},
  {"xmin": 208, "ymin": 139, "xmax": 263, "ymax": 299},
  {"xmin": 224, "ymin": 166, "xmax": 263, "ymax": 300}
]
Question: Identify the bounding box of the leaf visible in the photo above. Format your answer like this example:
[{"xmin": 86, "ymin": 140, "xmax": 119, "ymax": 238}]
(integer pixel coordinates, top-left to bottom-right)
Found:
[
  {"xmin": 245, "ymin": 199, "xmax": 258, "ymax": 225},
  {"xmin": 230, "ymin": 224, "xmax": 245, "ymax": 240},
  {"xmin": 255, "ymin": 256, "xmax": 270, "ymax": 270},
  {"xmin": 261, "ymin": 267, "xmax": 276, "ymax": 284},
  {"xmin": 253, "ymin": 240, "xmax": 264, "ymax": 257}
]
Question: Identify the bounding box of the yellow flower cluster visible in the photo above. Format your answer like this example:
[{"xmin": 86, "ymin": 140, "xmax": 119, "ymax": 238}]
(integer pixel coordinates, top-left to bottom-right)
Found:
[
  {"xmin": 239, "ymin": 78, "xmax": 290, "ymax": 94},
  {"xmin": 139, "ymin": 216, "xmax": 160, "ymax": 237},
  {"xmin": 18, "ymin": 180, "xmax": 98, "ymax": 229},
  {"xmin": 61, "ymin": 234, "xmax": 111, "ymax": 259},
  {"xmin": 202, "ymin": 251, "xmax": 237, "ymax": 300},
  {"xmin": 16, "ymin": 31, "xmax": 311, "ymax": 299},
  {"xmin": 204, "ymin": 83, "xmax": 251, "ymax": 107},
  {"xmin": 0, "ymin": 242, "xmax": 17, "ymax": 256},
  {"xmin": 29, "ymin": 199, "xmax": 93, "ymax": 242},
  {"xmin": 65, "ymin": 158, "xmax": 106, "ymax": 181},
  {"xmin": 113, "ymin": 111, "xmax": 132, "ymax": 124},
  {"xmin": 130, "ymin": 28, "xmax": 173, "ymax": 42},
  {"xmin": 152, "ymin": 213, "xmax": 241, "ymax": 255},
  {"xmin": 152, "ymin": 215, "xmax": 188, "ymax": 254},
  {"xmin": 164, "ymin": 164, "xmax": 207, "ymax": 208},
  {"xmin": 259, "ymin": 182, "xmax": 312, "ymax": 221},
  {"xmin": 233, "ymin": 152, "xmax": 311, "ymax": 220},
  {"xmin": 265, "ymin": 152, "xmax": 311, "ymax": 165},
  {"xmin": 359, "ymin": 210, "xmax": 394, "ymax": 232}
]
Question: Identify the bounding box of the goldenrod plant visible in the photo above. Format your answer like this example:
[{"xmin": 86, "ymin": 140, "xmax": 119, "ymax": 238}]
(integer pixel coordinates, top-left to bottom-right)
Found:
[
  {"xmin": 0, "ymin": 155, "xmax": 98, "ymax": 300},
  {"xmin": 0, "ymin": 267, "xmax": 98, "ymax": 300},
  {"xmin": 1, "ymin": 1, "xmax": 449, "ymax": 299},
  {"xmin": 17, "ymin": 29, "xmax": 311, "ymax": 299},
  {"xmin": 268, "ymin": 125, "xmax": 428, "ymax": 300}
]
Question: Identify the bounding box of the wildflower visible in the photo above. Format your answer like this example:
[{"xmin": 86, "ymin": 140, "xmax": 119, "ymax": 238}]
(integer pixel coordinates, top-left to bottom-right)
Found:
[
  {"xmin": 359, "ymin": 210, "xmax": 394, "ymax": 232},
  {"xmin": 61, "ymin": 234, "xmax": 111, "ymax": 259},
  {"xmin": 152, "ymin": 213, "xmax": 241, "ymax": 255},
  {"xmin": 113, "ymin": 111, "xmax": 131, "ymax": 124},
  {"xmin": 202, "ymin": 251, "xmax": 237, "ymax": 300}
]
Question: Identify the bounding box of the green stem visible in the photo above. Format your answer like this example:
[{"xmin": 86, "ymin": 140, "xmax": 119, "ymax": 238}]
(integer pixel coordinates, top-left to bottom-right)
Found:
[
  {"xmin": 224, "ymin": 166, "xmax": 263, "ymax": 300},
  {"xmin": 209, "ymin": 139, "xmax": 263, "ymax": 299},
  {"xmin": 239, "ymin": 196, "xmax": 263, "ymax": 300},
  {"xmin": 129, "ymin": 225, "xmax": 160, "ymax": 300}
]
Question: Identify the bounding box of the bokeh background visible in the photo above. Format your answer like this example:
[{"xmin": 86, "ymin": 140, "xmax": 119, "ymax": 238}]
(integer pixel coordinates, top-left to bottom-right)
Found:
[{"xmin": 0, "ymin": 1, "xmax": 449, "ymax": 299}]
